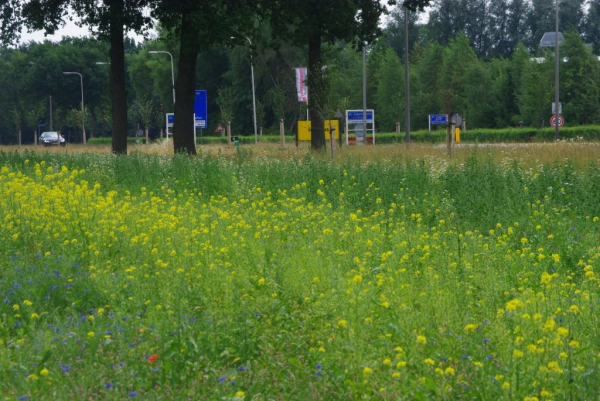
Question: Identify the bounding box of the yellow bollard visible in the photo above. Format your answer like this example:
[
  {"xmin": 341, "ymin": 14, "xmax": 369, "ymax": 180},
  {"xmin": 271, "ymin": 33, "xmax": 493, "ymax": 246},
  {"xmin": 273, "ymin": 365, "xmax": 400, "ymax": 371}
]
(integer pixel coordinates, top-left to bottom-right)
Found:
[{"xmin": 455, "ymin": 128, "xmax": 461, "ymax": 144}]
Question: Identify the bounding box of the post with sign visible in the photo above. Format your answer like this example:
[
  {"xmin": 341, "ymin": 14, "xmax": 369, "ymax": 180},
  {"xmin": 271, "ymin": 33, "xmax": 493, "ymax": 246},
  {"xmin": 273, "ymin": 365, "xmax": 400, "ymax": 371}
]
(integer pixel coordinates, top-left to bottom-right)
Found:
[
  {"xmin": 429, "ymin": 114, "xmax": 448, "ymax": 131},
  {"xmin": 345, "ymin": 110, "xmax": 375, "ymax": 145}
]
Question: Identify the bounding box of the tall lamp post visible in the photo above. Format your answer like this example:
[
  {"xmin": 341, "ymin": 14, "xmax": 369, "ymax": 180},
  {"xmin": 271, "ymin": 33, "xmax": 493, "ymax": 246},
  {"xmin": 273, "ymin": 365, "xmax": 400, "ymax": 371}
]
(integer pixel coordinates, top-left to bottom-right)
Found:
[
  {"xmin": 63, "ymin": 71, "xmax": 86, "ymax": 145},
  {"xmin": 554, "ymin": 0, "xmax": 560, "ymax": 140},
  {"xmin": 149, "ymin": 51, "xmax": 176, "ymax": 106},
  {"xmin": 404, "ymin": 6, "xmax": 411, "ymax": 143},
  {"xmin": 233, "ymin": 36, "xmax": 258, "ymax": 144}
]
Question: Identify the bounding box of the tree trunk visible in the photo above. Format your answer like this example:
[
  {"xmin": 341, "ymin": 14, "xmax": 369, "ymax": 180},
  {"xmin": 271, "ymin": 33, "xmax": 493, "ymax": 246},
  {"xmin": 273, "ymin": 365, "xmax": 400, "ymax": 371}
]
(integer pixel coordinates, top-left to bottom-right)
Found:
[
  {"xmin": 108, "ymin": 0, "xmax": 128, "ymax": 155},
  {"xmin": 308, "ymin": 32, "xmax": 325, "ymax": 150},
  {"xmin": 173, "ymin": 13, "xmax": 198, "ymax": 155}
]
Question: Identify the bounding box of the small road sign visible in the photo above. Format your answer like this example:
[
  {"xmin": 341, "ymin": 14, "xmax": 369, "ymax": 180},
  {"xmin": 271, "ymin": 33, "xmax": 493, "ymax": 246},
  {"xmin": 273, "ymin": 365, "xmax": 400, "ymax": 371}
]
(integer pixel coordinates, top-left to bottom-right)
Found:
[
  {"xmin": 215, "ymin": 123, "xmax": 225, "ymax": 133},
  {"xmin": 550, "ymin": 115, "xmax": 565, "ymax": 128},
  {"xmin": 429, "ymin": 114, "xmax": 448, "ymax": 125}
]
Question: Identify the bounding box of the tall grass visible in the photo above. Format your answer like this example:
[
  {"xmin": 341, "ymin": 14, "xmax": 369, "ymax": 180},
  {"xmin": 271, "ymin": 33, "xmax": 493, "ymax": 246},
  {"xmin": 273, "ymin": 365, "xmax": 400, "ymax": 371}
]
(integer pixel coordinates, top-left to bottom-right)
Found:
[{"xmin": 0, "ymin": 151, "xmax": 599, "ymax": 399}]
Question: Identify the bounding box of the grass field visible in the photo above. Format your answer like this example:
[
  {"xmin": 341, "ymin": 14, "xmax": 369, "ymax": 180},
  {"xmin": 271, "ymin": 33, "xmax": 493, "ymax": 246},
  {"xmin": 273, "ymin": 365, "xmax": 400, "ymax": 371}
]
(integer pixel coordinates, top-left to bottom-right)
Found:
[{"xmin": 1, "ymin": 143, "xmax": 599, "ymax": 400}]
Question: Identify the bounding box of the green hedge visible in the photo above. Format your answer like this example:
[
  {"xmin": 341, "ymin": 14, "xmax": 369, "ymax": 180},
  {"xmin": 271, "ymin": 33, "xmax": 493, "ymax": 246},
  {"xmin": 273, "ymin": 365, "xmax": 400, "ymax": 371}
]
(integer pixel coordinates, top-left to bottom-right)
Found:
[{"xmin": 86, "ymin": 125, "xmax": 600, "ymax": 146}]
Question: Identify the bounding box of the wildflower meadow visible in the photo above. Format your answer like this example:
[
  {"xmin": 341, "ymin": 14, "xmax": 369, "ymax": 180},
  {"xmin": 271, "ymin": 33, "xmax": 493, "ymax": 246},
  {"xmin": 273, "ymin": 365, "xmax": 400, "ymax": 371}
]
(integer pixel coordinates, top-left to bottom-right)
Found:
[{"xmin": 1, "ymin": 148, "xmax": 599, "ymax": 400}]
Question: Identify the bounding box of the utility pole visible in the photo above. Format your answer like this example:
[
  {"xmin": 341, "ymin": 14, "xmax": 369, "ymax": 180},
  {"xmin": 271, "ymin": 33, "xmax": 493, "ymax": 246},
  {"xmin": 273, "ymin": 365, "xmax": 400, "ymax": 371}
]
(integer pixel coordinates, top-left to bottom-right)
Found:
[
  {"xmin": 362, "ymin": 45, "xmax": 367, "ymax": 142},
  {"xmin": 49, "ymin": 95, "xmax": 53, "ymax": 131},
  {"xmin": 404, "ymin": 6, "xmax": 411, "ymax": 143},
  {"xmin": 554, "ymin": 0, "xmax": 560, "ymax": 140}
]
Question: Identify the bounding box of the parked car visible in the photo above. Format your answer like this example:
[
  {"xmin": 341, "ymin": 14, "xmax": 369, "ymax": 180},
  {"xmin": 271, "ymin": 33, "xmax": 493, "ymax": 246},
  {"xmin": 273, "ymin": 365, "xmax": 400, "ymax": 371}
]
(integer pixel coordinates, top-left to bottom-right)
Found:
[{"xmin": 39, "ymin": 132, "xmax": 66, "ymax": 147}]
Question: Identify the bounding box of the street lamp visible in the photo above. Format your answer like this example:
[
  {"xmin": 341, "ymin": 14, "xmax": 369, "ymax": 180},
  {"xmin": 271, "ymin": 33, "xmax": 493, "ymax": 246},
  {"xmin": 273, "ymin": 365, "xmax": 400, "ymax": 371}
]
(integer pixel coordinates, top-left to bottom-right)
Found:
[
  {"xmin": 404, "ymin": 6, "xmax": 411, "ymax": 143},
  {"xmin": 63, "ymin": 71, "xmax": 86, "ymax": 145},
  {"xmin": 232, "ymin": 36, "xmax": 258, "ymax": 144},
  {"xmin": 148, "ymin": 51, "xmax": 176, "ymax": 106},
  {"xmin": 95, "ymin": 62, "xmax": 110, "ymax": 65},
  {"xmin": 554, "ymin": 0, "xmax": 560, "ymax": 140}
]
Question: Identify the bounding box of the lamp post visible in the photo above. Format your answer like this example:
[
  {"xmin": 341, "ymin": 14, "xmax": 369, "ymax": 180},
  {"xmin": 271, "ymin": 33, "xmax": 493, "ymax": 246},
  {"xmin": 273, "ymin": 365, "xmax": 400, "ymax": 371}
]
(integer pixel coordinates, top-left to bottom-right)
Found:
[
  {"xmin": 63, "ymin": 72, "xmax": 86, "ymax": 145},
  {"xmin": 404, "ymin": 6, "xmax": 411, "ymax": 143},
  {"xmin": 149, "ymin": 51, "xmax": 176, "ymax": 106},
  {"xmin": 554, "ymin": 0, "xmax": 560, "ymax": 140},
  {"xmin": 232, "ymin": 36, "xmax": 258, "ymax": 144}
]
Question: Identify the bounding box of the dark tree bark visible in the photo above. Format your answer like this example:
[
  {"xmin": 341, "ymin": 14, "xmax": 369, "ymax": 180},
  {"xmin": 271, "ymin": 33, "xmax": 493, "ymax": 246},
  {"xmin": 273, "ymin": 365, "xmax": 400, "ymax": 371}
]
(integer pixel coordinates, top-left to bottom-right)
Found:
[
  {"xmin": 172, "ymin": 13, "xmax": 198, "ymax": 155},
  {"xmin": 108, "ymin": 0, "xmax": 128, "ymax": 154},
  {"xmin": 308, "ymin": 32, "xmax": 325, "ymax": 151}
]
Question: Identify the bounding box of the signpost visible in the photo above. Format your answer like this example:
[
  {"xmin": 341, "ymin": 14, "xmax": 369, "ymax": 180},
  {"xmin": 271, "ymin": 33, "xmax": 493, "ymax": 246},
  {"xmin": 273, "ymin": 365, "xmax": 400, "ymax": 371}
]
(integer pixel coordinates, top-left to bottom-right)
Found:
[
  {"xmin": 194, "ymin": 90, "xmax": 207, "ymax": 129},
  {"xmin": 428, "ymin": 114, "xmax": 448, "ymax": 131},
  {"xmin": 165, "ymin": 90, "xmax": 207, "ymax": 142},
  {"xmin": 345, "ymin": 109, "xmax": 375, "ymax": 145},
  {"xmin": 550, "ymin": 115, "xmax": 565, "ymax": 128},
  {"xmin": 552, "ymin": 102, "xmax": 562, "ymax": 115},
  {"xmin": 165, "ymin": 113, "xmax": 174, "ymax": 139}
]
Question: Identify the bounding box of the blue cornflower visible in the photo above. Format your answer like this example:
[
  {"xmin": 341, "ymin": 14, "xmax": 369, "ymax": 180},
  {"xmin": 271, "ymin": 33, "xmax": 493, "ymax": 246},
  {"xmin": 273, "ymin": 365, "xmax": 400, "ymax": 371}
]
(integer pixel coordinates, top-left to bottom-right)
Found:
[
  {"xmin": 104, "ymin": 383, "xmax": 113, "ymax": 389},
  {"xmin": 237, "ymin": 366, "xmax": 245, "ymax": 372},
  {"xmin": 129, "ymin": 391, "xmax": 137, "ymax": 397}
]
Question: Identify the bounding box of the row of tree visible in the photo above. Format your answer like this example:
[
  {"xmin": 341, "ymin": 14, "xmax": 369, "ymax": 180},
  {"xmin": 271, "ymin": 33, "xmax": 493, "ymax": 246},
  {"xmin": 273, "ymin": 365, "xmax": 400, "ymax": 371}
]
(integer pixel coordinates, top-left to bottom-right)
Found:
[{"xmin": 2, "ymin": 1, "xmax": 600, "ymax": 151}]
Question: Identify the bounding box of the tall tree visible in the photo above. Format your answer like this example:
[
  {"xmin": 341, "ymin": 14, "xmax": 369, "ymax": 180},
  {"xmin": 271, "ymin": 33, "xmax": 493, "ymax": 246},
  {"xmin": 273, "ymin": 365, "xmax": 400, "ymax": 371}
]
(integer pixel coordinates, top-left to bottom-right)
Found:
[
  {"xmin": 560, "ymin": 31, "xmax": 600, "ymax": 124},
  {"xmin": 270, "ymin": 0, "xmax": 395, "ymax": 150},
  {"xmin": 440, "ymin": 32, "xmax": 478, "ymax": 116},
  {"xmin": 583, "ymin": 0, "xmax": 600, "ymax": 54},
  {"xmin": 153, "ymin": 1, "xmax": 259, "ymax": 154}
]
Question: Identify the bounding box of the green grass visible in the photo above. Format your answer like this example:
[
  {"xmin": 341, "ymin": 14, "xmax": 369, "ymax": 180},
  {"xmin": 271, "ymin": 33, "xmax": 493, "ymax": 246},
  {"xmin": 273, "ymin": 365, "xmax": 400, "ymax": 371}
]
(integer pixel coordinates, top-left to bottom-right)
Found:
[{"xmin": 0, "ymin": 151, "xmax": 599, "ymax": 399}]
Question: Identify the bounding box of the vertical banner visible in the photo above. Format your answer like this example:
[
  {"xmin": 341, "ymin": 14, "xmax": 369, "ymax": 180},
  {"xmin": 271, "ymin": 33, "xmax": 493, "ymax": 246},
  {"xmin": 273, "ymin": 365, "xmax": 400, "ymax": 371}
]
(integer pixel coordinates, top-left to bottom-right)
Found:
[{"xmin": 295, "ymin": 68, "xmax": 308, "ymax": 103}]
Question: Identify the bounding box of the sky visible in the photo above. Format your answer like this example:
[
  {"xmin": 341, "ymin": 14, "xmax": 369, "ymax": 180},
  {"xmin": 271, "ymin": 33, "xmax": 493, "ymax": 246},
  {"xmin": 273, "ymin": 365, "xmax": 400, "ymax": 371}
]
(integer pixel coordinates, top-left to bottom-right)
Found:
[{"xmin": 19, "ymin": 19, "xmax": 147, "ymax": 43}]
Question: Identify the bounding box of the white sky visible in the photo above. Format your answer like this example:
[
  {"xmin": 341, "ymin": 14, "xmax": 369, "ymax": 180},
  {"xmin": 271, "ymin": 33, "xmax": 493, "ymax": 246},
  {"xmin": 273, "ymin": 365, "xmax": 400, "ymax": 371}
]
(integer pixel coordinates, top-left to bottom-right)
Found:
[{"xmin": 19, "ymin": 19, "xmax": 146, "ymax": 43}]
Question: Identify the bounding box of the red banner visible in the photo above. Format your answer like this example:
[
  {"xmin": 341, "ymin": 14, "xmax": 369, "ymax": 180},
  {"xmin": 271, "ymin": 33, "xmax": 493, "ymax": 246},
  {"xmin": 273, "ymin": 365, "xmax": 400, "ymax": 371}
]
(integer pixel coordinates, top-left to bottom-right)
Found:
[{"xmin": 295, "ymin": 68, "xmax": 308, "ymax": 103}]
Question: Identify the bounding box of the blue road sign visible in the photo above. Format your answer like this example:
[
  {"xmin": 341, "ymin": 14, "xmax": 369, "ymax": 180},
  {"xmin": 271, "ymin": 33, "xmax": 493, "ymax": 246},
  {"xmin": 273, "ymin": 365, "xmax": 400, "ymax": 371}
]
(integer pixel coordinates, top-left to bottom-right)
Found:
[
  {"xmin": 194, "ymin": 90, "xmax": 207, "ymax": 129},
  {"xmin": 429, "ymin": 114, "xmax": 448, "ymax": 125},
  {"xmin": 167, "ymin": 114, "xmax": 174, "ymax": 127},
  {"xmin": 347, "ymin": 110, "xmax": 374, "ymax": 123}
]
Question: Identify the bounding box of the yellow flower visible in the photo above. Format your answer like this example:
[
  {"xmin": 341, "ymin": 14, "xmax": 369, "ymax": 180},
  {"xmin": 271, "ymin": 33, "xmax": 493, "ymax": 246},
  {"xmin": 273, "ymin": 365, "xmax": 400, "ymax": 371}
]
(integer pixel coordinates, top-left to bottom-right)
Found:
[
  {"xmin": 541, "ymin": 272, "xmax": 552, "ymax": 284},
  {"xmin": 444, "ymin": 367, "xmax": 455, "ymax": 376},
  {"xmin": 416, "ymin": 335, "xmax": 427, "ymax": 345},
  {"xmin": 351, "ymin": 275, "xmax": 362, "ymax": 283},
  {"xmin": 257, "ymin": 278, "xmax": 265, "ymax": 286},
  {"xmin": 568, "ymin": 340, "xmax": 580, "ymax": 349},
  {"xmin": 40, "ymin": 368, "xmax": 49, "ymax": 376},
  {"xmin": 362, "ymin": 366, "xmax": 373, "ymax": 375},
  {"xmin": 513, "ymin": 349, "xmax": 524, "ymax": 358},
  {"xmin": 543, "ymin": 319, "xmax": 556, "ymax": 332},
  {"xmin": 381, "ymin": 301, "xmax": 390, "ymax": 309},
  {"xmin": 501, "ymin": 381, "xmax": 510, "ymax": 389},
  {"xmin": 391, "ymin": 372, "xmax": 401, "ymax": 378},
  {"xmin": 463, "ymin": 324, "xmax": 478, "ymax": 333},
  {"xmin": 87, "ymin": 331, "xmax": 95, "ymax": 338},
  {"xmin": 337, "ymin": 320, "xmax": 347, "ymax": 328},
  {"xmin": 382, "ymin": 358, "xmax": 392, "ymax": 366},
  {"xmin": 234, "ymin": 390, "xmax": 245, "ymax": 398},
  {"xmin": 424, "ymin": 358, "xmax": 435, "ymax": 365},
  {"xmin": 23, "ymin": 300, "xmax": 33, "ymax": 306},
  {"xmin": 551, "ymin": 254, "xmax": 560, "ymax": 262},
  {"xmin": 12, "ymin": 304, "xmax": 19, "ymax": 311}
]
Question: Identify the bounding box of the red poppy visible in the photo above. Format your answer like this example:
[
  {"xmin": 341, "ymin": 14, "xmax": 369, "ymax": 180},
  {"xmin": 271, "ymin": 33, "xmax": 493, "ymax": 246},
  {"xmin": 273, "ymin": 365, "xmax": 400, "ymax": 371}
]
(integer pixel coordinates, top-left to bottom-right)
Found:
[{"xmin": 147, "ymin": 354, "xmax": 159, "ymax": 362}]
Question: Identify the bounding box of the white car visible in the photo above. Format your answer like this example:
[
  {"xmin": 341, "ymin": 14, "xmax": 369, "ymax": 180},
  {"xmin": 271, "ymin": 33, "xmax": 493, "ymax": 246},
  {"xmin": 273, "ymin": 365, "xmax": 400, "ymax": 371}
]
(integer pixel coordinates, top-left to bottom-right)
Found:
[{"xmin": 39, "ymin": 132, "xmax": 66, "ymax": 147}]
